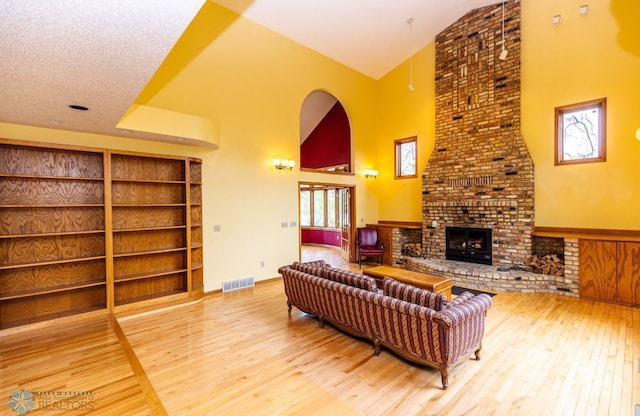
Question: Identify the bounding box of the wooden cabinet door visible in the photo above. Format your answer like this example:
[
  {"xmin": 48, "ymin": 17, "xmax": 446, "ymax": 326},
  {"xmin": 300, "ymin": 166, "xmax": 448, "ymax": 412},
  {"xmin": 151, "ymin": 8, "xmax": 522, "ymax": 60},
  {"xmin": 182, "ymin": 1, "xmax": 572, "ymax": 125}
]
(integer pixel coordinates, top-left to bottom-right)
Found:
[
  {"xmin": 579, "ymin": 240, "xmax": 617, "ymax": 302},
  {"xmin": 617, "ymin": 242, "xmax": 640, "ymax": 305},
  {"xmin": 376, "ymin": 227, "xmax": 393, "ymax": 266}
]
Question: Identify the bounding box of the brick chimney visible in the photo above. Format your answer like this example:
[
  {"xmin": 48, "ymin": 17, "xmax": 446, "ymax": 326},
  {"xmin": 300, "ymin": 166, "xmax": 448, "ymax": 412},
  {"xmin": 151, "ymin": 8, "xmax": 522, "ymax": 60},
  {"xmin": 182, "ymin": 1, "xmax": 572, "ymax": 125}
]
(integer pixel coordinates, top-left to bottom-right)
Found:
[{"xmin": 422, "ymin": 0, "xmax": 534, "ymax": 268}]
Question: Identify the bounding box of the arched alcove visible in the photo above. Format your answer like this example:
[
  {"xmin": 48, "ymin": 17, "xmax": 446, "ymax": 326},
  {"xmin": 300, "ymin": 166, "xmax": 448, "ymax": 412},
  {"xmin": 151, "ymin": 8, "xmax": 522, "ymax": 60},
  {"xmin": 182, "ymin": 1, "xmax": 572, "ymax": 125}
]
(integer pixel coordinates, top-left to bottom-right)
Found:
[{"xmin": 299, "ymin": 90, "xmax": 351, "ymax": 172}]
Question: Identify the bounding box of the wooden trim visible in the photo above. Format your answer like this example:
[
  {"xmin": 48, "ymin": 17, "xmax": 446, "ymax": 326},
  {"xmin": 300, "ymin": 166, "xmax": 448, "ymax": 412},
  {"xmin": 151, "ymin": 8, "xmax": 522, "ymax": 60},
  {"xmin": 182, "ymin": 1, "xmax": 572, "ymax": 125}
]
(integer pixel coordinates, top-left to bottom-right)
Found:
[
  {"xmin": 300, "ymin": 168, "xmax": 355, "ymax": 176},
  {"xmin": 115, "ymin": 296, "xmax": 203, "ymax": 321},
  {"xmin": 0, "ymin": 309, "xmax": 109, "ymax": 337},
  {"xmin": 0, "ymin": 137, "xmax": 105, "ymax": 153},
  {"xmin": 110, "ymin": 315, "xmax": 169, "ymax": 415},
  {"xmin": 256, "ymin": 276, "xmax": 283, "ymax": 285},
  {"xmin": 113, "ymin": 291, "xmax": 195, "ymax": 315},
  {"xmin": 554, "ymin": 97, "xmax": 606, "ymax": 166},
  {"xmin": 533, "ymin": 226, "xmax": 640, "ymax": 241},
  {"xmin": 185, "ymin": 159, "xmax": 193, "ymax": 294},
  {"xmin": 105, "ymin": 150, "xmax": 115, "ymax": 312},
  {"xmin": 394, "ymin": 136, "xmax": 418, "ymax": 179},
  {"xmin": 107, "ymin": 148, "xmax": 188, "ymax": 161},
  {"xmin": 301, "ymin": 226, "xmax": 341, "ymax": 231},
  {"xmin": 369, "ymin": 221, "xmax": 422, "ymax": 229}
]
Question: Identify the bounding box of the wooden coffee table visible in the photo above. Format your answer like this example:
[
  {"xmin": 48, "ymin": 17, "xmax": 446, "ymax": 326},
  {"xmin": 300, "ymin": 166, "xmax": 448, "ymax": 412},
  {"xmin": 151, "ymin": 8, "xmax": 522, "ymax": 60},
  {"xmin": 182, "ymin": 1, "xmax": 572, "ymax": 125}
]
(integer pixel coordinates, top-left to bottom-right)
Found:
[{"xmin": 363, "ymin": 266, "xmax": 452, "ymax": 300}]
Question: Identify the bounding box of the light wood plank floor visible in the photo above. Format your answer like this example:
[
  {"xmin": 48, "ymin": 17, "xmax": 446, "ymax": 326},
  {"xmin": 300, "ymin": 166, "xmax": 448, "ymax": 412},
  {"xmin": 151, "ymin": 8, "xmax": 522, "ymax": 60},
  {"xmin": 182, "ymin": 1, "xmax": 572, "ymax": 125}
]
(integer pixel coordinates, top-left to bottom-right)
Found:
[
  {"xmin": 1, "ymin": 248, "xmax": 639, "ymax": 415},
  {"xmin": 0, "ymin": 317, "xmax": 153, "ymax": 415}
]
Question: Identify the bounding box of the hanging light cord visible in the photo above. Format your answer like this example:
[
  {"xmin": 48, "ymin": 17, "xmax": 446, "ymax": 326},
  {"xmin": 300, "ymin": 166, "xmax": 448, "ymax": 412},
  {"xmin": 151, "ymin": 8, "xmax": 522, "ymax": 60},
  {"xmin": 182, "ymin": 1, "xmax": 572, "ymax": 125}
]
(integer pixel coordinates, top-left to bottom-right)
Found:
[
  {"xmin": 501, "ymin": 1, "xmax": 506, "ymax": 50},
  {"xmin": 409, "ymin": 19, "xmax": 413, "ymax": 83},
  {"xmin": 407, "ymin": 17, "xmax": 414, "ymax": 91}
]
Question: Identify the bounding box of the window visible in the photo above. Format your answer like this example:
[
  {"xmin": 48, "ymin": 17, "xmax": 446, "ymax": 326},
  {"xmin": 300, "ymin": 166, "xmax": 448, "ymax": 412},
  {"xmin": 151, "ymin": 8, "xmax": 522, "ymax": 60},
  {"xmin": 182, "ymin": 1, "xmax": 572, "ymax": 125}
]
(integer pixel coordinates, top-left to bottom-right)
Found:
[
  {"xmin": 313, "ymin": 190, "xmax": 325, "ymax": 226},
  {"xmin": 326, "ymin": 189, "xmax": 336, "ymax": 227},
  {"xmin": 555, "ymin": 98, "xmax": 606, "ymax": 165},
  {"xmin": 300, "ymin": 189, "xmax": 311, "ymax": 226},
  {"xmin": 299, "ymin": 186, "xmax": 341, "ymax": 228},
  {"xmin": 395, "ymin": 136, "xmax": 417, "ymax": 178}
]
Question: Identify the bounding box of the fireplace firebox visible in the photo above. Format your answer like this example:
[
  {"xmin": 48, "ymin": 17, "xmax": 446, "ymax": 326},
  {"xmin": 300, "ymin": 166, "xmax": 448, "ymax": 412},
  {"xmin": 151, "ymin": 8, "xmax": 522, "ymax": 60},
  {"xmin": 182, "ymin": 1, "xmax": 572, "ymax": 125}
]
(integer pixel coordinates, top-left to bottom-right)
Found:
[{"xmin": 446, "ymin": 227, "xmax": 492, "ymax": 265}]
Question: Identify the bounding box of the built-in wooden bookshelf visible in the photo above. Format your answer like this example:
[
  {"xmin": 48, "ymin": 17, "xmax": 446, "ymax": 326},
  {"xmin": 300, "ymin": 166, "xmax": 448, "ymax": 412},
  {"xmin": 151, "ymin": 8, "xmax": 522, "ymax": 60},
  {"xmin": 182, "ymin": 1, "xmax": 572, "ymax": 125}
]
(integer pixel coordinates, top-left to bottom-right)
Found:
[
  {"xmin": 188, "ymin": 158, "xmax": 204, "ymax": 291},
  {"xmin": 0, "ymin": 139, "xmax": 204, "ymax": 329},
  {"xmin": 0, "ymin": 142, "xmax": 107, "ymax": 328}
]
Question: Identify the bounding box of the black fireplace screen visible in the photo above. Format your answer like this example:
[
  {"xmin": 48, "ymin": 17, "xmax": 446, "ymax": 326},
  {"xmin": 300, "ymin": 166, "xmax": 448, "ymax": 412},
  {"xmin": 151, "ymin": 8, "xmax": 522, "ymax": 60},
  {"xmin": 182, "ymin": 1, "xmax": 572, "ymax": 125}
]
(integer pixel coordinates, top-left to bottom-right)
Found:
[{"xmin": 445, "ymin": 227, "xmax": 492, "ymax": 265}]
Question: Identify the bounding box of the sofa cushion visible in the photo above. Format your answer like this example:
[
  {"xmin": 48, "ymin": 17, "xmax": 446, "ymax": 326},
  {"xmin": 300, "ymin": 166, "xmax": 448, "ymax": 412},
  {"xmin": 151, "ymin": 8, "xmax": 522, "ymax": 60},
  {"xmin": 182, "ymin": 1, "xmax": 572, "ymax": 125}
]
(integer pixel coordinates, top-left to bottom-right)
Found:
[
  {"xmin": 323, "ymin": 268, "xmax": 377, "ymax": 292},
  {"xmin": 291, "ymin": 260, "xmax": 330, "ymax": 277},
  {"xmin": 292, "ymin": 260, "xmax": 330, "ymax": 268},
  {"xmin": 382, "ymin": 277, "xmax": 447, "ymax": 311}
]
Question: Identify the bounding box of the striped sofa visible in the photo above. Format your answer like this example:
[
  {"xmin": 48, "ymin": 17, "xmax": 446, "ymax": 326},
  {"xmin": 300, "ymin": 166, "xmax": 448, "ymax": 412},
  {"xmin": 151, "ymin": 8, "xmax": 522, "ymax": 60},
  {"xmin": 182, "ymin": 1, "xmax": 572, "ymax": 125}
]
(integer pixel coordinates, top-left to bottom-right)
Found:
[{"xmin": 278, "ymin": 260, "xmax": 492, "ymax": 389}]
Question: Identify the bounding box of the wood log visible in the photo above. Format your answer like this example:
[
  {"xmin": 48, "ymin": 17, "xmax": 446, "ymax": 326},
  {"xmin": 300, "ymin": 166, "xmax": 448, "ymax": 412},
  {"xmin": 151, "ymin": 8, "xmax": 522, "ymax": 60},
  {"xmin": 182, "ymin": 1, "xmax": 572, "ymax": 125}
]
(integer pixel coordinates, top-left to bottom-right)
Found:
[{"xmin": 527, "ymin": 253, "xmax": 565, "ymax": 275}]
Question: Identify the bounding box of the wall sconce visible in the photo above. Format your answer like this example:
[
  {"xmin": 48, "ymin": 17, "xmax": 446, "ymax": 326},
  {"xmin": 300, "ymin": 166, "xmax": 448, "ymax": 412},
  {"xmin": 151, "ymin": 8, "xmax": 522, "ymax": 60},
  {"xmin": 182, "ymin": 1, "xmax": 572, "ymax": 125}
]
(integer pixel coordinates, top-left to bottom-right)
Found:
[
  {"xmin": 364, "ymin": 169, "xmax": 379, "ymax": 179},
  {"xmin": 552, "ymin": 15, "xmax": 562, "ymax": 25},
  {"xmin": 635, "ymin": 128, "xmax": 640, "ymax": 142},
  {"xmin": 273, "ymin": 158, "xmax": 295, "ymax": 172}
]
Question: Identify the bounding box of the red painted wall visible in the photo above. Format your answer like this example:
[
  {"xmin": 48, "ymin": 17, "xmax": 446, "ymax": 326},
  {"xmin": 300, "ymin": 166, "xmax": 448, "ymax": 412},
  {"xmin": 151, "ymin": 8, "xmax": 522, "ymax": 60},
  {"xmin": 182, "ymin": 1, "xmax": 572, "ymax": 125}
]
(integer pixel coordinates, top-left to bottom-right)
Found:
[
  {"xmin": 300, "ymin": 102, "xmax": 350, "ymax": 170},
  {"xmin": 301, "ymin": 228, "xmax": 341, "ymax": 247}
]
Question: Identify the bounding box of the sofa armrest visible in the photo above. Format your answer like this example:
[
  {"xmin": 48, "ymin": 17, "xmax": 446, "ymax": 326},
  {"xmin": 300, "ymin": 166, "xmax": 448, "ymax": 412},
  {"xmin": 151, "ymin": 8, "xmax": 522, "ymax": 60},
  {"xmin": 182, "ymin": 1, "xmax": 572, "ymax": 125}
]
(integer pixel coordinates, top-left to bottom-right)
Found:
[
  {"xmin": 443, "ymin": 291, "xmax": 474, "ymax": 308},
  {"xmin": 432, "ymin": 294, "xmax": 492, "ymax": 328},
  {"xmin": 278, "ymin": 265, "xmax": 292, "ymax": 275}
]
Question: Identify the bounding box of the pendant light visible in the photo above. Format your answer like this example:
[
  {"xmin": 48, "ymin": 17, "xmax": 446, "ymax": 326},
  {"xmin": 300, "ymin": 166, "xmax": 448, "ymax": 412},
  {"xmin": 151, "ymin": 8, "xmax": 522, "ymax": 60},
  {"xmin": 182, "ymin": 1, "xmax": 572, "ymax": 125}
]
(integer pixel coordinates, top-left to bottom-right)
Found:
[
  {"xmin": 407, "ymin": 17, "xmax": 415, "ymax": 91},
  {"xmin": 499, "ymin": 1, "xmax": 508, "ymax": 61}
]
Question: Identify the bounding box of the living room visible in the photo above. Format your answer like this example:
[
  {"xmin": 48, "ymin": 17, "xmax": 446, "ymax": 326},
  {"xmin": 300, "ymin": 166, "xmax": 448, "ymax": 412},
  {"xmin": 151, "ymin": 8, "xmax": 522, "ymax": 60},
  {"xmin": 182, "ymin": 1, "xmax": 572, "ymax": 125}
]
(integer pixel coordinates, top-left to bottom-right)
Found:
[{"xmin": 1, "ymin": 0, "xmax": 639, "ymax": 414}]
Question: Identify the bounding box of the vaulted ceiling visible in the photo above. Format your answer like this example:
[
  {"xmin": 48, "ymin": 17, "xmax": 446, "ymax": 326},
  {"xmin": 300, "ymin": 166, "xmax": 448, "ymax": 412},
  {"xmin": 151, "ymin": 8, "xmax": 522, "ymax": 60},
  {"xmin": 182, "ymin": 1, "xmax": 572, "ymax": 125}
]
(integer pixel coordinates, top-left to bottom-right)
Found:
[{"xmin": 0, "ymin": 0, "xmax": 499, "ymax": 146}]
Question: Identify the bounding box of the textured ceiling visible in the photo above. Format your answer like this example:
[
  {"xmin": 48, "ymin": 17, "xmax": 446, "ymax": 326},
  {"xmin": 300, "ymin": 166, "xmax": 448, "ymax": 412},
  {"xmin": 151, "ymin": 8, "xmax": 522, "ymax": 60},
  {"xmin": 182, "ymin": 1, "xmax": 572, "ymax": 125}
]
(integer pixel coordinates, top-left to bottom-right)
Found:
[
  {"xmin": 0, "ymin": 0, "xmax": 206, "ymax": 145},
  {"xmin": 0, "ymin": 0, "xmax": 499, "ymax": 146}
]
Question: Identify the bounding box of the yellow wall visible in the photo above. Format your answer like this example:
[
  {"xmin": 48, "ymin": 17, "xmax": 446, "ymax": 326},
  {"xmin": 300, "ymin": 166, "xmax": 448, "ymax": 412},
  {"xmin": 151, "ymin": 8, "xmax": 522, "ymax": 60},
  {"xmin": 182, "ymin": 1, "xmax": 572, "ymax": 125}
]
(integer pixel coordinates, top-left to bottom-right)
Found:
[
  {"xmin": 3, "ymin": 1, "xmax": 639, "ymax": 295},
  {"xmin": 521, "ymin": 0, "xmax": 640, "ymax": 228},
  {"xmin": 376, "ymin": 43, "xmax": 436, "ymax": 222},
  {"xmin": 376, "ymin": 0, "xmax": 640, "ymax": 229},
  {"xmin": 0, "ymin": 2, "xmax": 380, "ymax": 292}
]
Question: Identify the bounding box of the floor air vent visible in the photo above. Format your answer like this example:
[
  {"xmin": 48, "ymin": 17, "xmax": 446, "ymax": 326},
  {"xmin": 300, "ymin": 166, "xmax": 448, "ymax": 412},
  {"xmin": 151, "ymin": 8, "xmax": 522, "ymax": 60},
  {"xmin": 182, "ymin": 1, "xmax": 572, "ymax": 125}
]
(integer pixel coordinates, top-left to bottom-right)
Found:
[{"xmin": 222, "ymin": 277, "xmax": 255, "ymax": 292}]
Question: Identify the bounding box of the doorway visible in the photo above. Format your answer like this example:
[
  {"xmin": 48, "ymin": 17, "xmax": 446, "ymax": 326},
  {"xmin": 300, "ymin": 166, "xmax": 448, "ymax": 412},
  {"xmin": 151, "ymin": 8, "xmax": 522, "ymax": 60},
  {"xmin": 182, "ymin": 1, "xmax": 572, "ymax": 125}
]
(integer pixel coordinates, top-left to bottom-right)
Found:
[{"xmin": 299, "ymin": 182, "xmax": 355, "ymax": 264}]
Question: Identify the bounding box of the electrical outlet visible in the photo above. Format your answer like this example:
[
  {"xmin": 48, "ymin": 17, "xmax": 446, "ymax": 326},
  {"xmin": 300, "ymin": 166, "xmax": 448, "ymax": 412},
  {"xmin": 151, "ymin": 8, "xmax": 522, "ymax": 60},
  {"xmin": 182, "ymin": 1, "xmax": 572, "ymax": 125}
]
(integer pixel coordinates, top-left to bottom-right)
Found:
[
  {"xmin": 289, "ymin": 221, "xmax": 297, "ymax": 228},
  {"xmin": 260, "ymin": 261, "xmax": 264, "ymax": 268},
  {"xmin": 213, "ymin": 225, "xmax": 221, "ymax": 232}
]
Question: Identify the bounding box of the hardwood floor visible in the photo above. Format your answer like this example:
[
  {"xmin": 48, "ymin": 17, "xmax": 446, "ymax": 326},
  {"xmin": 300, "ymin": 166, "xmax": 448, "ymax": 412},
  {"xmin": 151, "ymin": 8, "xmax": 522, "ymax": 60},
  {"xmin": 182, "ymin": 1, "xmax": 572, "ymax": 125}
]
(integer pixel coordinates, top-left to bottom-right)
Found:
[
  {"xmin": 0, "ymin": 317, "xmax": 153, "ymax": 415},
  {"xmin": 301, "ymin": 244, "xmax": 350, "ymax": 269},
  {"xmin": 1, "ymin": 249, "xmax": 639, "ymax": 415}
]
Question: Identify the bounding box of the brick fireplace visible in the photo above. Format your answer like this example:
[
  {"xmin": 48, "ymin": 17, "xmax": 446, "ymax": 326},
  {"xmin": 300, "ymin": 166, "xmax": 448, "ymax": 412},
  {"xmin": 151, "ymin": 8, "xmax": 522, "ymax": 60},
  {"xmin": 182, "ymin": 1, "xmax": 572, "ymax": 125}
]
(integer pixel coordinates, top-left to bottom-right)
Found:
[{"xmin": 421, "ymin": 0, "xmax": 534, "ymax": 269}]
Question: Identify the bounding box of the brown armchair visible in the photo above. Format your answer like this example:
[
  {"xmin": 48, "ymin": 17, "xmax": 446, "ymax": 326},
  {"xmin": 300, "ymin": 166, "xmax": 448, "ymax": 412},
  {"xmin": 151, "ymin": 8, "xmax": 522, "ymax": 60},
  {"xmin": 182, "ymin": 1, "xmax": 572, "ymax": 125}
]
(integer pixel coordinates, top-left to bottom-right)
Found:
[{"xmin": 357, "ymin": 227, "xmax": 384, "ymax": 268}]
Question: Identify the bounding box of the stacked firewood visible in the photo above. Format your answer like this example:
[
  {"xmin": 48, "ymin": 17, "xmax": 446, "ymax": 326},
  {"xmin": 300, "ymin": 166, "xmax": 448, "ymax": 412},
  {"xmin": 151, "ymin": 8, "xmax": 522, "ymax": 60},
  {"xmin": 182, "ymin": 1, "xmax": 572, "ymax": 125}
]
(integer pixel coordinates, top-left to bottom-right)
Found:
[
  {"xmin": 527, "ymin": 253, "xmax": 564, "ymax": 275},
  {"xmin": 402, "ymin": 243, "xmax": 423, "ymax": 258}
]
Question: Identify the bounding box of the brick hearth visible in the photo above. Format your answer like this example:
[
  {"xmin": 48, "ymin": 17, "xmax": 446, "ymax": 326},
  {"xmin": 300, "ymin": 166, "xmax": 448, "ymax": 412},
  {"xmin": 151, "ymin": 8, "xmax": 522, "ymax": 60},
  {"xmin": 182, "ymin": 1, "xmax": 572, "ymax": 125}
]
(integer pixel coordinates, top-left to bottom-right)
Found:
[{"xmin": 406, "ymin": 236, "xmax": 579, "ymax": 295}]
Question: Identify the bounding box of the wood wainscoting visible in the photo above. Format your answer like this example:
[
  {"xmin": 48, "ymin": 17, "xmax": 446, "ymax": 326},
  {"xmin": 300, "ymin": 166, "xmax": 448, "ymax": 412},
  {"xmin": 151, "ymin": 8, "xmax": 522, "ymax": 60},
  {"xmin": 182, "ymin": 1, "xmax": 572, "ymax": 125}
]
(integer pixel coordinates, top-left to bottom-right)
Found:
[{"xmin": 534, "ymin": 227, "xmax": 640, "ymax": 307}]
